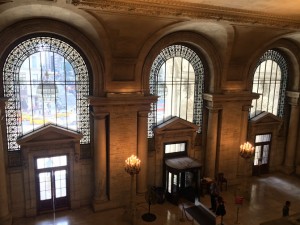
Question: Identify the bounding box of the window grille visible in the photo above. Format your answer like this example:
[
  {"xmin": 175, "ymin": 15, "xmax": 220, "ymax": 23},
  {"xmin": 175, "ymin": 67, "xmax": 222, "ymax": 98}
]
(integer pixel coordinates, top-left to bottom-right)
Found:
[
  {"xmin": 3, "ymin": 36, "xmax": 90, "ymax": 151},
  {"xmin": 148, "ymin": 45, "xmax": 204, "ymax": 137},
  {"xmin": 250, "ymin": 50, "xmax": 287, "ymax": 118}
]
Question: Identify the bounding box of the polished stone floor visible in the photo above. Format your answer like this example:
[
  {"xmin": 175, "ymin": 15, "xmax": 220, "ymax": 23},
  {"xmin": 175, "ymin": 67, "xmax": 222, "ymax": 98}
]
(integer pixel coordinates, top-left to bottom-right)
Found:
[{"xmin": 12, "ymin": 172, "xmax": 300, "ymax": 225}]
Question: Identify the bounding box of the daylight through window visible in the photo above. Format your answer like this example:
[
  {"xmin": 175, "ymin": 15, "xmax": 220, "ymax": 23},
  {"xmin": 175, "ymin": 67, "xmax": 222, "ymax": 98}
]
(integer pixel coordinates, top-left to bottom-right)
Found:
[
  {"xmin": 148, "ymin": 45, "xmax": 204, "ymax": 137},
  {"xmin": 3, "ymin": 37, "xmax": 90, "ymax": 151}
]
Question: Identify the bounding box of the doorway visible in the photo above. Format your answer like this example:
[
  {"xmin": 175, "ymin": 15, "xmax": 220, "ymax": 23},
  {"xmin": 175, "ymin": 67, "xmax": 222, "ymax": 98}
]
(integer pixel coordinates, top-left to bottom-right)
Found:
[
  {"xmin": 36, "ymin": 155, "xmax": 69, "ymax": 213},
  {"xmin": 252, "ymin": 133, "xmax": 272, "ymax": 176}
]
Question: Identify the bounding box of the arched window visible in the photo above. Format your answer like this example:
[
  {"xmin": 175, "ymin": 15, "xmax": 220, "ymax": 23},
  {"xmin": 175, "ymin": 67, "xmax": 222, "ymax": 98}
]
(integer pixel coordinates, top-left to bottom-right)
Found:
[
  {"xmin": 148, "ymin": 45, "xmax": 204, "ymax": 137},
  {"xmin": 3, "ymin": 36, "xmax": 90, "ymax": 151},
  {"xmin": 250, "ymin": 50, "xmax": 288, "ymax": 118}
]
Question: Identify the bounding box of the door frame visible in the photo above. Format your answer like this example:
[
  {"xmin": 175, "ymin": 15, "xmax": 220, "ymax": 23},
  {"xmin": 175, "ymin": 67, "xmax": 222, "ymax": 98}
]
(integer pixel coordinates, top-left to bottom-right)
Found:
[
  {"xmin": 17, "ymin": 125, "xmax": 82, "ymax": 217},
  {"xmin": 252, "ymin": 133, "xmax": 272, "ymax": 176},
  {"xmin": 35, "ymin": 155, "xmax": 70, "ymax": 213}
]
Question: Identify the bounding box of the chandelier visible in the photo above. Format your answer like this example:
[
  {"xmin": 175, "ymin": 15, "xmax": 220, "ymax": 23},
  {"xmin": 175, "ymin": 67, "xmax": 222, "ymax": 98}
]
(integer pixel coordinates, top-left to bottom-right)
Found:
[{"xmin": 240, "ymin": 142, "xmax": 255, "ymax": 159}]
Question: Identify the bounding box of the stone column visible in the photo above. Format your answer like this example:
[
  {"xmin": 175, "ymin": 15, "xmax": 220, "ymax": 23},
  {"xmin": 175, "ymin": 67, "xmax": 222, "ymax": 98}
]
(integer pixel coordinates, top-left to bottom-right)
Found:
[
  {"xmin": 0, "ymin": 98, "xmax": 12, "ymax": 225},
  {"xmin": 137, "ymin": 111, "xmax": 148, "ymax": 194},
  {"xmin": 283, "ymin": 103, "xmax": 299, "ymax": 174},
  {"xmin": 92, "ymin": 112, "xmax": 109, "ymax": 210},
  {"xmin": 239, "ymin": 105, "xmax": 252, "ymax": 176},
  {"xmin": 205, "ymin": 106, "xmax": 220, "ymax": 179}
]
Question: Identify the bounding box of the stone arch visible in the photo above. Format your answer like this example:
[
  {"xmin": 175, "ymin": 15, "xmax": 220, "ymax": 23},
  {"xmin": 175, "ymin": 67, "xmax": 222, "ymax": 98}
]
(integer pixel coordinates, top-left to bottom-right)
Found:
[
  {"xmin": 139, "ymin": 31, "xmax": 222, "ymax": 95},
  {"xmin": 245, "ymin": 38, "xmax": 300, "ymax": 92},
  {"xmin": 0, "ymin": 18, "xmax": 105, "ymax": 96}
]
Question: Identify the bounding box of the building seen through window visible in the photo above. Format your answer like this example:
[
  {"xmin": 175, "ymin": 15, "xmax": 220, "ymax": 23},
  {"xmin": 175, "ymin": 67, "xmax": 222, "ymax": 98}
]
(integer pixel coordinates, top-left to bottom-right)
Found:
[
  {"xmin": 148, "ymin": 45, "xmax": 204, "ymax": 137},
  {"xmin": 19, "ymin": 52, "xmax": 77, "ymax": 134},
  {"xmin": 250, "ymin": 50, "xmax": 288, "ymax": 119},
  {"xmin": 3, "ymin": 36, "xmax": 90, "ymax": 151}
]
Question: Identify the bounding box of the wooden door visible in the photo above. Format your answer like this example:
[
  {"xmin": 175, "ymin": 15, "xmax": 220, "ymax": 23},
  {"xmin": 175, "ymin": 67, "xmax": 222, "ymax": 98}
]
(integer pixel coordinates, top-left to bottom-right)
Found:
[{"xmin": 36, "ymin": 155, "xmax": 69, "ymax": 213}]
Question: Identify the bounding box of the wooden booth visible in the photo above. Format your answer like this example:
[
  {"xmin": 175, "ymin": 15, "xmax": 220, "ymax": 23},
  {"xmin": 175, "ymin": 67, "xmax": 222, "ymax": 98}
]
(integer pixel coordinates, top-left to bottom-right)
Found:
[{"xmin": 154, "ymin": 117, "xmax": 201, "ymax": 204}]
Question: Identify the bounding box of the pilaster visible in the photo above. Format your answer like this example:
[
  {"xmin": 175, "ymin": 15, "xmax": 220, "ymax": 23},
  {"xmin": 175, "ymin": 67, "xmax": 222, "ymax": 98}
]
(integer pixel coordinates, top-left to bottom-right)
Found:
[
  {"xmin": 137, "ymin": 111, "xmax": 149, "ymax": 194},
  {"xmin": 283, "ymin": 91, "xmax": 300, "ymax": 174},
  {"xmin": 0, "ymin": 97, "xmax": 12, "ymax": 225},
  {"xmin": 91, "ymin": 112, "xmax": 109, "ymax": 211}
]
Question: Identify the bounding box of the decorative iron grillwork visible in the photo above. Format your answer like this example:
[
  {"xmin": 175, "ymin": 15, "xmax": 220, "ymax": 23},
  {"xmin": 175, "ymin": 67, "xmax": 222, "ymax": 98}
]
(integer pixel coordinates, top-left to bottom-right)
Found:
[
  {"xmin": 251, "ymin": 49, "xmax": 288, "ymax": 118},
  {"xmin": 3, "ymin": 36, "xmax": 90, "ymax": 151},
  {"xmin": 148, "ymin": 45, "xmax": 204, "ymax": 137}
]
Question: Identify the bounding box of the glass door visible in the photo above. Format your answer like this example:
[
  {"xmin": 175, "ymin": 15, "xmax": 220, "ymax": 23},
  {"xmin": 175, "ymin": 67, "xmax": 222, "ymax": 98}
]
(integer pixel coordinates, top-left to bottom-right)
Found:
[
  {"xmin": 252, "ymin": 134, "xmax": 272, "ymax": 176},
  {"xmin": 36, "ymin": 155, "xmax": 69, "ymax": 212}
]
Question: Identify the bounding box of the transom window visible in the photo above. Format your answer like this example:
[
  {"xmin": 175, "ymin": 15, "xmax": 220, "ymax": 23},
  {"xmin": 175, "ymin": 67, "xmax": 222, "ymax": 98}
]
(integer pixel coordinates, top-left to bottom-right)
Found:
[
  {"xmin": 148, "ymin": 45, "xmax": 204, "ymax": 137},
  {"xmin": 250, "ymin": 50, "xmax": 287, "ymax": 118},
  {"xmin": 164, "ymin": 142, "xmax": 186, "ymax": 154},
  {"xmin": 3, "ymin": 36, "xmax": 90, "ymax": 151}
]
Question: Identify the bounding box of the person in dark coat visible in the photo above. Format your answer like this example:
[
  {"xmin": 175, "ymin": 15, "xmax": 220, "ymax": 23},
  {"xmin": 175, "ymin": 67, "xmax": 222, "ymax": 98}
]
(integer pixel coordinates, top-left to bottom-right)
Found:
[
  {"xmin": 216, "ymin": 196, "xmax": 226, "ymax": 225},
  {"xmin": 209, "ymin": 181, "xmax": 219, "ymax": 212},
  {"xmin": 282, "ymin": 200, "xmax": 291, "ymax": 217}
]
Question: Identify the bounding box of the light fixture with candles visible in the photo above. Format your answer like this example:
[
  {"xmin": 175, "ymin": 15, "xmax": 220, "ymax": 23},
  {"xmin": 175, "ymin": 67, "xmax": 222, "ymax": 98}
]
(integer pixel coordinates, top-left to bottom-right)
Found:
[
  {"xmin": 125, "ymin": 154, "xmax": 141, "ymax": 175},
  {"xmin": 239, "ymin": 142, "xmax": 255, "ymax": 159},
  {"xmin": 125, "ymin": 154, "xmax": 141, "ymax": 225}
]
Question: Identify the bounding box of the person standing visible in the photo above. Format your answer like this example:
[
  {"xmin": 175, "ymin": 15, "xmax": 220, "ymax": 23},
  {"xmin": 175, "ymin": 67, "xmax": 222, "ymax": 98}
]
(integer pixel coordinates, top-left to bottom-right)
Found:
[
  {"xmin": 282, "ymin": 200, "xmax": 291, "ymax": 217},
  {"xmin": 209, "ymin": 181, "xmax": 219, "ymax": 212},
  {"xmin": 216, "ymin": 196, "xmax": 226, "ymax": 225}
]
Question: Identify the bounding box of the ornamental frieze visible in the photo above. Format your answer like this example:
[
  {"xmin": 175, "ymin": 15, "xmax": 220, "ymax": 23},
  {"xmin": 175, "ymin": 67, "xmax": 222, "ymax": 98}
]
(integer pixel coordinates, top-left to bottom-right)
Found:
[{"xmin": 71, "ymin": 0, "xmax": 300, "ymax": 29}]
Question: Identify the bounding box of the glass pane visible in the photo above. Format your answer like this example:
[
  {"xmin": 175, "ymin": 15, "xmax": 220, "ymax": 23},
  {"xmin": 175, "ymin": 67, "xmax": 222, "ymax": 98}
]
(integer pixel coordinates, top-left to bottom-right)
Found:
[
  {"xmin": 255, "ymin": 134, "xmax": 271, "ymax": 143},
  {"xmin": 148, "ymin": 45, "xmax": 204, "ymax": 138},
  {"xmin": 173, "ymin": 174, "xmax": 177, "ymax": 193},
  {"xmin": 168, "ymin": 172, "xmax": 172, "ymax": 193},
  {"xmin": 262, "ymin": 145, "xmax": 269, "ymax": 164},
  {"xmin": 55, "ymin": 170, "xmax": 67, "ymax": 198},
  {"xmin": 39, "ymin": 172, "xmax": 52, "ymax": 200},
  {"xmin": 165, "ymin": 143, "xmax": 186, "ymax": 154},
  {"xmin": 3, "ymin": 37, "xmax": 90, "ymax": 152},
  {"xmin": 250, "ymin": 50, "xmax": 287, "ymax": 119},
  {"xmin": 254, "ymin": 146, "xmax": 261, "ymax": 166},
  {"xmin": 37, "ymin": 155, "xmax": 67, "ymax": 169}
]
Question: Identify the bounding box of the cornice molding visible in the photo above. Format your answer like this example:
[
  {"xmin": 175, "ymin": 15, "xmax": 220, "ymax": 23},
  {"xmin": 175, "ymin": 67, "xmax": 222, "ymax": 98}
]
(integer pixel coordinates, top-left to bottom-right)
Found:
[
  {"xmin": 0, "ymin": 0, "xmax": 12, "ymax": 5},
  {"xmin": 71, "ymin": 0, "xmax": 300, "ymax": 29}
]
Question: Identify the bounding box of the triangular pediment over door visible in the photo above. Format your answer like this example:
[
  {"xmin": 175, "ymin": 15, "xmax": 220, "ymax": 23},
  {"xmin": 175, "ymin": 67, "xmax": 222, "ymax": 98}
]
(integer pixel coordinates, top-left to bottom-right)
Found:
[
  {"xmin": 154, "ymin": 116, "xmax": 199, "ymax": 135},
  {"xmin": 248, "ymin": 112, "xmax": 282, "ymax": 176},
  {"xmin": 153, "ymin": 117, "xmax": 200, "ymax": 187},
  {"xmin": 248, "ymin": 112, "xmax": 282, "ymax": 136},
  {"xmin": 17, "ymin": 124, "xmax": 83, "ymax": 217},
  {"xmin": 17, "ymin": 124, "xmax": 83, "ymax": 147}
]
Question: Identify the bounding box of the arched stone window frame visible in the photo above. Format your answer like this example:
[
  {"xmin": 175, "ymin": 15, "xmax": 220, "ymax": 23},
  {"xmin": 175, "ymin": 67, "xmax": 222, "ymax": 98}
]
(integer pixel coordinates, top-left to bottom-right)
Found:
[
  {"xmin": 3, "ymin": 34, "xmax": 91, "ymax": 152},
  {"xmin": 0, "ymin": 19, "xmax": 104, "ymax": 165},
  {"xmin": 250, "ymin": 49, "xmax": 288, "ymax": 119},
  {"xmin": 140, "ymin": 32, "xmax": 221, "ymax": 139}
]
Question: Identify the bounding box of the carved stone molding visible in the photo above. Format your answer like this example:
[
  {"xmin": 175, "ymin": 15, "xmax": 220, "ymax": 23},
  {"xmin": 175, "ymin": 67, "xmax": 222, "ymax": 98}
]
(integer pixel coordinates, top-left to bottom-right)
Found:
[{"xmin": 71, "ymin": 0, "xmax": 300, "ymax": 29}]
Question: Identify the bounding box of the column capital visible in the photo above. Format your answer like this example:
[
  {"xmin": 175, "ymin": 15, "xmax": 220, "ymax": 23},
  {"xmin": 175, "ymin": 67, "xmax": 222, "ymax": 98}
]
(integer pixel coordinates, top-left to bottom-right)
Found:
[
  {"xmin": 242, "ymin": 104, "xmax": 252, "ymax": 112},
  {"xmin": 203, "ymin": 92, "xmax": 259, "ymax": 103},
  {"xmin": 91, "ymin": 112, "xmax": 109, "ymax": 120},
  {"xmin": 206, "ymin": 105, "xmax": 222, "ymax": 113},
  {"xmin": 138, "ymin": 111, "xmax": 149, "ymax": 117},
  {"xmin": 286, "ymin": 91, "xmax": 300, "ymax": 106},
  {"xmin": 88, "ymin": 94, "xmax": 158, "ymax": 113}
]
